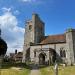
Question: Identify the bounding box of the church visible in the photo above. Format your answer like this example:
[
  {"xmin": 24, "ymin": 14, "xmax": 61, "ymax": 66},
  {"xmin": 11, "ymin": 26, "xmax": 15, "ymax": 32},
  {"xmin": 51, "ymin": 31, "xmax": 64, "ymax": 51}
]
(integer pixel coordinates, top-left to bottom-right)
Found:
[{"xmin": 22, "ymin": 13, "xmax": 75, "ymax": 65}]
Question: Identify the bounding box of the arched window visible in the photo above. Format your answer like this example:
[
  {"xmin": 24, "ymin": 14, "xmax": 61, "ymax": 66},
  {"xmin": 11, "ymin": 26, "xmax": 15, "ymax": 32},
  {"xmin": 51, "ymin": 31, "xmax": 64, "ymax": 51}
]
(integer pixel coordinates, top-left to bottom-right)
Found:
[
  {"xmin": 60, "ymin": 48, "xmax": 66, "ymax": 58},
  {"xmin": 63, "ymin": 50, "xmax": 66, "ymax": 57},
  {"xmin": 34, "ymin": 51, "xmax": 36, "ymax": 57},
  {"xmin": 60, "ymin": 50, "xmax": 63, "ymax": 57},
  {"xmin": 29, "ymin": 25, "xmax": 32, "ymax": 30}
]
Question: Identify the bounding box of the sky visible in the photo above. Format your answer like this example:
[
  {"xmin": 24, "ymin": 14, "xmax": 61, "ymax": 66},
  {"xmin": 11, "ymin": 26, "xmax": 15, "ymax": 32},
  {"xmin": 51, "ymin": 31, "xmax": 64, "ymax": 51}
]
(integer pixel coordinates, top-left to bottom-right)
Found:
[{"xmin": 0, "ymin": 0, "xmax": 75, "ymax": 54}]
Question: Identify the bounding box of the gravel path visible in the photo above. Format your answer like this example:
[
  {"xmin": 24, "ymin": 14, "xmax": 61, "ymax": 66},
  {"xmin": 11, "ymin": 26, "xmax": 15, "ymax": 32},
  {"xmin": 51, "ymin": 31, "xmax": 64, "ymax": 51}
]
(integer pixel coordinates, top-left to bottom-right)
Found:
[{"xmin": 29, "ymin": 64, "xmax": 41, "ymax": 75}]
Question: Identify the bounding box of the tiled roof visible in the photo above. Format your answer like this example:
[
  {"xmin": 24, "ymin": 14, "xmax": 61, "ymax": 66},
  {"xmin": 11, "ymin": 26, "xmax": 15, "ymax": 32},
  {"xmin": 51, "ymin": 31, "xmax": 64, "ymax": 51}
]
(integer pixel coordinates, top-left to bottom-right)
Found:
[
  {"xmin": 15, "ymin": 52, "xmax": 23, "ymax": 58},
  {"xmin": 40, "ymin": 34, "xmax": 66, "ymax": 44}
]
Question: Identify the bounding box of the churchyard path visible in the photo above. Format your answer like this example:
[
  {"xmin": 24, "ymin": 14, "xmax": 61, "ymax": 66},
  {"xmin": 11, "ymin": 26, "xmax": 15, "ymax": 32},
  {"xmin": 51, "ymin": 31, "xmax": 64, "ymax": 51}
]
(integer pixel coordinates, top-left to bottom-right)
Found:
[{"xmin": 29, "ymin": 64, "xmax": 41, "ymax": 75}]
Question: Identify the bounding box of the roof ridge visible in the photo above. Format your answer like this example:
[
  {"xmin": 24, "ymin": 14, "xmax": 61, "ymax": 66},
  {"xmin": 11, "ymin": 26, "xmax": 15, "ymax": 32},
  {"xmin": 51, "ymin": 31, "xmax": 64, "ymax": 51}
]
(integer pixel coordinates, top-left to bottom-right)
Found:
[{"xmin": 47, "ymin": 34, "xmax": 65, "ymax": 37}]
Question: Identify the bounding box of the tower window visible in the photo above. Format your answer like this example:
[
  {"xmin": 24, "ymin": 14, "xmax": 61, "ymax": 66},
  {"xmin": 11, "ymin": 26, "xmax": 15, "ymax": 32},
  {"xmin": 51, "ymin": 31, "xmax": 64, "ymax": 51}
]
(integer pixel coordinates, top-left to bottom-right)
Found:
[
  {"xmin": 34, "ymin": 51, "xmax": 36, "ymax": 57},
  {"xmin": 29, "ymin": 25, "xmax": 32, "ymax": 30}
]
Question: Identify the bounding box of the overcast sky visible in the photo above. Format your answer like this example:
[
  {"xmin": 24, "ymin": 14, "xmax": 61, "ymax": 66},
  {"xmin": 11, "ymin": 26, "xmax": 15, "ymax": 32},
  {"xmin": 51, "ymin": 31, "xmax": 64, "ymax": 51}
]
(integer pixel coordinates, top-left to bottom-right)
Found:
[{"xmin": 0, "ymin": 0, "xmax": 75, "ymax": 54}]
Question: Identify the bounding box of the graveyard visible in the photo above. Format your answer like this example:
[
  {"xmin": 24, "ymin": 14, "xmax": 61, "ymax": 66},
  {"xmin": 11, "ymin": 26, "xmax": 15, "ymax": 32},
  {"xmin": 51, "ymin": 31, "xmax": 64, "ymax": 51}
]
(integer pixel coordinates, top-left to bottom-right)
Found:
[
  {"xmin": 0, "ymin": 64, "xmax": 75, "ymax": 75},
  {"xmin": 0, "ymin": 0, "xmax": 75, "ymax": 75}
]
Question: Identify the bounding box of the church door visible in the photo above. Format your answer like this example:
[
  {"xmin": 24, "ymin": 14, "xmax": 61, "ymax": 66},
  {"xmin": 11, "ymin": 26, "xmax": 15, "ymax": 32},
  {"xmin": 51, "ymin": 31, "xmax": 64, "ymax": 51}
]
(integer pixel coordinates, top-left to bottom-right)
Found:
[{"xmin": 39, "ymin": 53, "xmax": 45, "ymax": 65}]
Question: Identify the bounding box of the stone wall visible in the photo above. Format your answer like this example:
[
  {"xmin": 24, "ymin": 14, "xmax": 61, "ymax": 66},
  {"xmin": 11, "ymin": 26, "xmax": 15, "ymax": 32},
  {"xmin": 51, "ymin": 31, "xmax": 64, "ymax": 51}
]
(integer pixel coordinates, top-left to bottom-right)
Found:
[{"xmin": 30, "ymin": 43, "xmax": 67, "ymax": 64}]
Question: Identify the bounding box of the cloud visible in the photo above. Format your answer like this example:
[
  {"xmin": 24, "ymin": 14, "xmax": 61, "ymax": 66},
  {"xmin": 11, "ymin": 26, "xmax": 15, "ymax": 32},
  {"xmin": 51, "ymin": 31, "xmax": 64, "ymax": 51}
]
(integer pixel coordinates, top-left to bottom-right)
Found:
[
  {"xmin": 20, "ymin": 0, "xmax": 54, "ymax": 5},
  {"xmin": 2, "ymin": 7, "xmax": 11, "ymax": 13},
  {"xmin": 0, "ymin": 7, "xmax": 24, "ymax": 54},
  {"xmin": 20, "ymin": 0, "xmax": 43, "ymax": 4},
  {"xmin": 21, "ymin": 0, "xmax": 32, "ymax": 2},
  {"xmin": 2, "ymin": 7, "xmax": 20, "ymax": 15},
  {"xmin": 14, "ymin": 10, "xmax": 20, "ymax": 15}
]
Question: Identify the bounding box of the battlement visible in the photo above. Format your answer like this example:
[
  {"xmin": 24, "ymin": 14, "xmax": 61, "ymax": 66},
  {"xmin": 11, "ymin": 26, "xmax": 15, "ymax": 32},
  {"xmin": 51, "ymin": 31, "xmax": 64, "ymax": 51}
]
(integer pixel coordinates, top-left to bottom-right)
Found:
[{"xmin": 66, "ymin": 28, "xmax": 75, "ymax": 33}]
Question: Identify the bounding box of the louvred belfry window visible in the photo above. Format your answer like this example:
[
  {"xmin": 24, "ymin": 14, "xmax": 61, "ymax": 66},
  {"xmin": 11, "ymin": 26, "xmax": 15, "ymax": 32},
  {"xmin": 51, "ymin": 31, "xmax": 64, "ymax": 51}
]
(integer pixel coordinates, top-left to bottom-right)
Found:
[{"xmin": 29, "ymin": 25, "xmax": 32, "ymax": 30}]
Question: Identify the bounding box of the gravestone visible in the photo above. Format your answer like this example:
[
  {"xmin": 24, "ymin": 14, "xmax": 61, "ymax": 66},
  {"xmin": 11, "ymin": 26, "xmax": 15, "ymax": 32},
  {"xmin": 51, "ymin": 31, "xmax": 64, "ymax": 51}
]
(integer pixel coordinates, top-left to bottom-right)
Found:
[{"xmin": 54, "ymin": 63, "xmax": 58, "ymax": 75}]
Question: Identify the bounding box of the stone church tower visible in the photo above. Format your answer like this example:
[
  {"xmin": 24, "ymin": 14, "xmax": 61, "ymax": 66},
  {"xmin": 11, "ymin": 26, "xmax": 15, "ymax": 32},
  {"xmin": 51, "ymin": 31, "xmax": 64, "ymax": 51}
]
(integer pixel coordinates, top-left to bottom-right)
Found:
[
  {"xmin": 22, "ymin": 13, "xmax": 44, "ymax": 62},
  {"xmin": 65, "ymin": 29, "xmax": 75, "ymax": 64}
]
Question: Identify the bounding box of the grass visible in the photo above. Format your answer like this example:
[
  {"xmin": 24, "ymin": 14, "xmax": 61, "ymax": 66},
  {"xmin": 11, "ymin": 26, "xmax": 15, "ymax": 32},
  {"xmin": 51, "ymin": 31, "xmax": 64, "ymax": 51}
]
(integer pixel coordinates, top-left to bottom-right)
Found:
[
  {"xmin": 1, "ymin": 62, "xmax": 75, "ymax": 75},
  {"xmin": 0, "ymin": 62, "xmax": 30, "ymax": 75},
  {"xmin": 40, "ymin": 66, "xmax": 75, "ymax": 75},
  {"xmin": 40, "ymin": 66, "xmax": 54, "ymax": 75},
  {"xmin": 1, "ymin": 68, "xmax": 30, "ymax": 75}
]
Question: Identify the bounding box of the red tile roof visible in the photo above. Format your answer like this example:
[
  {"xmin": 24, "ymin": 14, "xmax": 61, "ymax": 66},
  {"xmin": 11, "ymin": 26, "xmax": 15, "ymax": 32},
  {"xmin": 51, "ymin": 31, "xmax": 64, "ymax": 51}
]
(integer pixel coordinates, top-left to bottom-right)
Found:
[
  {"xmin": 15, "ymin": 52, "xmax": 23, "ymax": 58},
  {"xmin": 40, "ymin": 34, "xmax": 66, "ymax": 44}
]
